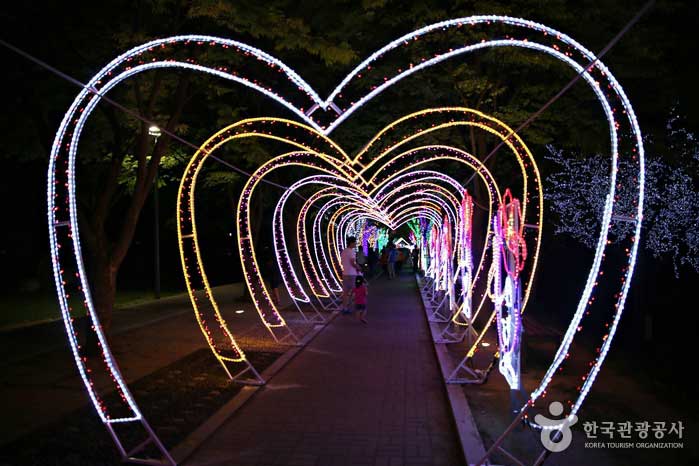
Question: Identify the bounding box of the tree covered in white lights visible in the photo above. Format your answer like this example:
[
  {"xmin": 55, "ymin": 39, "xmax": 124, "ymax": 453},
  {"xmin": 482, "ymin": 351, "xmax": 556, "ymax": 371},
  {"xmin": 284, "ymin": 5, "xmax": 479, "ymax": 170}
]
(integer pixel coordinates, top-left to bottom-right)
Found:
[{"xmin": 546, "ymin": 109, "xmax": 699, "ymax": 276}]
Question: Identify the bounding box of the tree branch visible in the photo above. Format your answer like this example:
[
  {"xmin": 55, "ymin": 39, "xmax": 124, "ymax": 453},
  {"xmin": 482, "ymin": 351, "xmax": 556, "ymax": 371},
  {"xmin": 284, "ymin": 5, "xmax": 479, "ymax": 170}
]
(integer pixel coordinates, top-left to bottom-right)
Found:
[
  {"xmin": 91, "ymin": 105, "xmax": 128, "ymax": 236},
  {"xmin": 111, "ymin": 73, "xmax": 191, "ymax": 269}
]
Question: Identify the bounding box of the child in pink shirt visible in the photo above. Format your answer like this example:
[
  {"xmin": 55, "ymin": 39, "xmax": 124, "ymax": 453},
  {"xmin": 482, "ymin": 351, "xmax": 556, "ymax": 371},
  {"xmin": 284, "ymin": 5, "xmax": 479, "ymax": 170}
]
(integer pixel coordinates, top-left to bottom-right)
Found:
[{"xmin": 353, "ymin": 276, "xmax": 368, "ymax": 324}]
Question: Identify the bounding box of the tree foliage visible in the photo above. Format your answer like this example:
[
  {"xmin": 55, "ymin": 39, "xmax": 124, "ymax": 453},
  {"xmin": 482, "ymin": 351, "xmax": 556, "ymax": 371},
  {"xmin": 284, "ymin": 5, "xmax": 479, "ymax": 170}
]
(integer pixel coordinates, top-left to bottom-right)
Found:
[
  {"xmin": 545, "ymin": 108, "xmax": 699, "ymax": 276},
  {"xmin": 2, "ymin": 0, "xmax": 697, "ymax": 323}
]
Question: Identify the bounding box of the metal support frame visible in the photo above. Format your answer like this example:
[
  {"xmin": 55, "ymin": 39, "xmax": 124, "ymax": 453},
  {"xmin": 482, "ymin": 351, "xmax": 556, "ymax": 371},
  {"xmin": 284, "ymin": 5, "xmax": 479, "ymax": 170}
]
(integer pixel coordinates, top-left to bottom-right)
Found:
[
  {"xmin": 417, "ymin": 274, "xmax": 497, "ymax": 385},
  {"xmin": 105, "ymin": 419, "xmax": 176, "ymax": 466},
  {"xmin": 316, "ymin": 278, "xmax": 344, "ymax": 312},
  {"xmin": 292, "ymin": 298, "xmax": 326, "ymax": 324},
  {"xmin": 420, "ymin": 275, "xmax": 435, "ymax": 294},
  {"xmin": 471, "ymin": 405, "xmax": 556, "ymax": 466},
  {"xmin": 318, "ymin": 296, "xmax": 342, "ymax": 312},
  {"xmin": 266, "ymin": 322, "xmax": 301, "ymax": 346},
  {"xmin": 316, "ymin": 293, "xmax": 343, "ymax": 312},
  {"xmin": 426, "ymin": 290, "xmax": 452, "ymax": 322},
  {"xmin": 445, "ymin": 352, "xmax": 498, "ymax": 385},
  {"xmin": 217, "ymin": 356, "xmax": 266, "ymax": 386},
  {"xmin": 434, "ymin": 317, "xmax": 479, "ymax": 344}
]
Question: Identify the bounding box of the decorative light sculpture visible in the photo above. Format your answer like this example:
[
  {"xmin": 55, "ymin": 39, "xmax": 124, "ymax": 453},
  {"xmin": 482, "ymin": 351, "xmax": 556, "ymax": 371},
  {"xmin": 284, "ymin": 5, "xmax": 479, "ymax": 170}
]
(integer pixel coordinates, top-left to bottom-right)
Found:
[
  {"xmin": 46, "ymin": 16, "xmax": 643, "ymax": 464},
  {"xmin": 490, "ymin": 190, "xmax": 527, "ymax": 391}
]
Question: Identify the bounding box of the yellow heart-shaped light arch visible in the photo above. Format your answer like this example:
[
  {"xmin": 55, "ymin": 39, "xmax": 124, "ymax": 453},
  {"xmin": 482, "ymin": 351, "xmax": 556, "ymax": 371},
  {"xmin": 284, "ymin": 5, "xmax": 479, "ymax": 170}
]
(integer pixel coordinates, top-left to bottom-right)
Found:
[{"xmin": 176, "ymin": 107, "xmax": 543, "ymax": 383}]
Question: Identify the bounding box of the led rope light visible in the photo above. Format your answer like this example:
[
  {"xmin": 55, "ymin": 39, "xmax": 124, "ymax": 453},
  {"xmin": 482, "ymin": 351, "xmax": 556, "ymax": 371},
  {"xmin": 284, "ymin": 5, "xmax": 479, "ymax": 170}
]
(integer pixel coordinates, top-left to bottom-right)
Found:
[
  {"xmin": 380, "ymin": 186, "xmax": 461, "ymax": 229},
  {"xmin": 288, "ymin": 183, "xmax": 385, "ymax": 297},
  {"xmin": 312, "ymin": 197, "xmax": 350, "ymax": 291},
  {"xmin": 298, "ymin": 188, "xmax": 350, "ymax": 297},
  {"xmin": 183, "ymin": 124, "xmax": 524, "ymax": 378},
  {"xmin": 48, "ymin": 16, "xmax": 643, "ymax": 452},
  {"xmin": 369, "ymin": 143, "xmax": 535, "ymax": 335},
  {"xmin": 491, "ymin": 190, "xmax": 526, "ymax": 390},
  {"xmin": 377, "ymin": 163, "xmax": 499, "ymax": 330},
  {"xmin": 273, "ymin": 175, "xmax": 376, "ymax": 303},
  {"xmin": 178, "ymin": 117, "xmax": 355, "ymax": 346},
  {"xmin": 237, "ymin": 154, "xmax": 352, "ymax": 335},
  {"xmin": 457, "ymin": 193, "xmax": 475, "ymax": 320}
]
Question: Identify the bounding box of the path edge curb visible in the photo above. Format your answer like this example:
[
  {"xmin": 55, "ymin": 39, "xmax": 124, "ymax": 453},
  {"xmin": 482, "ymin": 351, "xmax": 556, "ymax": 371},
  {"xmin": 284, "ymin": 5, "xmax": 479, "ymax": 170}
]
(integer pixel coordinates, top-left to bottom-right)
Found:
[
  {"xmin": 170, "ymin": 312, "xmax": 339, "ymax": 464},
  {"xmin": 415, "ymin": 275, "xmax": 487, "ymax": 466}
]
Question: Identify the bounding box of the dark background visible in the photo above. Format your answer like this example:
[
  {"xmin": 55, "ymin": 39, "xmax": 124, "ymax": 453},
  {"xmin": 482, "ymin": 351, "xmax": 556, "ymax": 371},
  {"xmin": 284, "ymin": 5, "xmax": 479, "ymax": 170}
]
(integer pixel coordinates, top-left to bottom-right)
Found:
[{"xmin": 1, "ymin": 0, "xmax": 697, "ymax": 416}]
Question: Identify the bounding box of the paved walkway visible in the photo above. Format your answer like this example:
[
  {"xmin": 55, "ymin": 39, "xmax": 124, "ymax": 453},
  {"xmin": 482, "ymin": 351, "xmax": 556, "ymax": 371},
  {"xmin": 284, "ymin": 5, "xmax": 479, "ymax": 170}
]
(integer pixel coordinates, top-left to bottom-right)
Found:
[{"xmin": 186, "ymin": 274, "xmax": 464, "ymax": 466}]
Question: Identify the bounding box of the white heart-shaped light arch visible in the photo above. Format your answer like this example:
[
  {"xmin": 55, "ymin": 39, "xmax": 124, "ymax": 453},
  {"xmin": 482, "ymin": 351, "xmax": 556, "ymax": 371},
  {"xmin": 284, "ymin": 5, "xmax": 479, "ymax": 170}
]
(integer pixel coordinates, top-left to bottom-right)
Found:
[{"xmin": 47, "ymin": 15, "xmax": 643, "ymax": 451}]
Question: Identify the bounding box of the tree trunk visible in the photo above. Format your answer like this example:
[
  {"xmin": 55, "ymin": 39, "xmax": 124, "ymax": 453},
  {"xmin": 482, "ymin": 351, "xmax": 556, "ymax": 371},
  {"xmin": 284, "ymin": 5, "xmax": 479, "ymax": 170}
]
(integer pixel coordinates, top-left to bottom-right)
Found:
[
  {"xmin": 93, "ymin": 260, "xmax": 117, "ymax": 330},
  {"xmin": 83, "ymin": 74, "xmax": 190, "ymax": 336},
  {"xmin": 85, "ymin": 254, "xmax": 117, "ymax": 355}
]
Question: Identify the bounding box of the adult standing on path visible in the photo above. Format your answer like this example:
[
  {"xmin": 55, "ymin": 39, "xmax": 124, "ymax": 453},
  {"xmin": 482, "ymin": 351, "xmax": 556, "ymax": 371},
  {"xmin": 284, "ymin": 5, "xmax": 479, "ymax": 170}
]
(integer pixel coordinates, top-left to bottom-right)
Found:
[
  {"xmin": 340, "ymin": 236, "xmax": 361, "ymax": 314},
  {"xmin": 412, "ymin": 247, "xmax": 420, "ymax": 274},
  {"xmin": 367, "ymin": 247, "xmax": 378, "ymax": 278},
  {"xmin": 387, "ymin": 243, "xmax": 397, "ymax": 279},
  {"xmin": 357, "ymin": 247, "xmax": 367, "ymax": 276},
  {"xmin": 379, "ymin": 247, "xmax": 388, "ymax": 276}
]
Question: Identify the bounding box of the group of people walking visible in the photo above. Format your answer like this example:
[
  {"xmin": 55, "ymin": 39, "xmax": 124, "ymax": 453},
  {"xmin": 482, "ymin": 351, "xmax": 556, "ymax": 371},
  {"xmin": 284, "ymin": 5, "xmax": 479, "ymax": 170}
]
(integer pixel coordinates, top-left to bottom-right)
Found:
[{"xmin": 340, "ymin": 236, "xmax": 421, "ymax": 324}]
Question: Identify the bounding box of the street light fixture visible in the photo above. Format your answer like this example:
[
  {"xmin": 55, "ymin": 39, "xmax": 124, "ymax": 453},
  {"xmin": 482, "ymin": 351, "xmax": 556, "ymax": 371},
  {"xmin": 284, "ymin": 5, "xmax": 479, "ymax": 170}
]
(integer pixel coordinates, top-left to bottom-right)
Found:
[
  {"xmin": 148, "ymin": 125, "xmax": 162, "ymax": 138},
  {"xmin": 149, "ymin": 126, "xmax": 161, "ymax": 299}
]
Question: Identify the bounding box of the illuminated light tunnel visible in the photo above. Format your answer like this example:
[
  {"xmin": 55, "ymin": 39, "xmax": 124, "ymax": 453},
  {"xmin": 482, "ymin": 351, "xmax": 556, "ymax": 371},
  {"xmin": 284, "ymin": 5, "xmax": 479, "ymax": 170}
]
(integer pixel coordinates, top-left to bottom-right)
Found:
[{"xmin": 47, "ymin": 15, "xmax": 643, "ymax": 464}]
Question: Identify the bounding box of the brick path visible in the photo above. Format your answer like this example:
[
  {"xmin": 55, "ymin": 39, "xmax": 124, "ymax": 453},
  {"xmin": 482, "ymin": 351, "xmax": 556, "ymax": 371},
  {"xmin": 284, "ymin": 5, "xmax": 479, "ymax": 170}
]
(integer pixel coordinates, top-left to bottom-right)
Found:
[{"xmin": 186, "ymin": 275, "xmax": 464, "ymax": 466}]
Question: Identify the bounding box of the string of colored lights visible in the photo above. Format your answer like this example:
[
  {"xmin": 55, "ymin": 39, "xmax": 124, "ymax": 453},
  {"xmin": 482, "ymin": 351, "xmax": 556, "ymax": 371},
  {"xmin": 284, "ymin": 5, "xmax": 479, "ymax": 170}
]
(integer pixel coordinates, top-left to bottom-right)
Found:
[
  {"xmin": 359, "ymin": 112, "xmax": 544, "ymax": 322},
  {"xmin": 457, "ymin": 193, "xmax": 475, "ymax": 320},
  {"xmin": 177, "ymin": 117, "xmax": 354, "ymax": 348},
  {"xmin": 273, "ymin": 175, "xmax": 379, "ymax": 303},
  {"xmin": 374, "ymin": 160, "xmax": 498, "ymax": 329},
  {"xmin": 490, "ymin": 190, "xmax": 526, "ymax": 390},
  {"xmin": 46, "ymin": 15, "xmax": 643, "ymax": 455},
  {"xmin": 298, "ymin": 188, "xmax": 351, "ymax": 297},
  {"xmin": 296, "ymin": 175, "xmax": 462, "ymax": 296},
  {"xmin": 367, "ymin": 141, "xmax": 534, "ymax": 353},
  {"xmin": 180, "ymin": 124, "xmax": 474, "ymax": 350},
  {"xmin": 283, "ymin": 179, "xmax": 391, "ymax": 298},
  {"xmin": 181, "ymin": 114, "xmax": 538, "ymax": 410}
]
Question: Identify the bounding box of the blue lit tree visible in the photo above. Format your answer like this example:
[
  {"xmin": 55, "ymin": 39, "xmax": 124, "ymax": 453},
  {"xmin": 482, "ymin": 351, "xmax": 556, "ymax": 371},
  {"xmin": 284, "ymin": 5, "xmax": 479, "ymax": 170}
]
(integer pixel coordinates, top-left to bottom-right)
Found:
[{"xmin": 545, "ymin": 109, "xmax": 699, "ymax": 277}]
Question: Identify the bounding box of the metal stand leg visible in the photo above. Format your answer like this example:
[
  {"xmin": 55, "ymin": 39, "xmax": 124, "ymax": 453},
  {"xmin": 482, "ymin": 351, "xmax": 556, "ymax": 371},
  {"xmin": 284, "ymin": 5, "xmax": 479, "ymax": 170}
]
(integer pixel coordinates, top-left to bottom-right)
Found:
[
  {"xmin": 292, "ymin": 299, "xmax": 325, "ymax": 323},
  {"xmin": 472, "ymin": 407, "xmax": 537, "ymax": 466},
  {"xmin": 214, "ymin": 354, "xmax": 266, "ymax": 386},
  {"xmin": 427, "ymin": 292, "xmax": 452, "ymax": 322},
  {"xmin": 434, "ymin": 320, "xmax": 478, "ymax": 344},
  {"xmin": 265, "ymin": 322, "xmax": 301, "ymax": 346},
  {"xmin": 105, "ymin": 418, "xmax": 177, "ymax": 466},
  {"xmin": 229, "ymin": 360, "xmax": 266, "ymax": 385},
  {"xmin": 445, "ymin": 353, "xmax": 497, "ymax": 385}
]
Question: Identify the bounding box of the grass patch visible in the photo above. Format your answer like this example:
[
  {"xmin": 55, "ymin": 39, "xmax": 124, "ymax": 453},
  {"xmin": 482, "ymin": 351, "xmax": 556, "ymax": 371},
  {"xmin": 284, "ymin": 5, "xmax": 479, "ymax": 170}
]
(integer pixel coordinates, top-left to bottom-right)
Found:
[
  {"xmin": 0, "ymin": 290, "xmax": 185, "ymax": 330},
  {"xmin": 0, "ymin": 348, "xmax": 281, "ymax": 465}
]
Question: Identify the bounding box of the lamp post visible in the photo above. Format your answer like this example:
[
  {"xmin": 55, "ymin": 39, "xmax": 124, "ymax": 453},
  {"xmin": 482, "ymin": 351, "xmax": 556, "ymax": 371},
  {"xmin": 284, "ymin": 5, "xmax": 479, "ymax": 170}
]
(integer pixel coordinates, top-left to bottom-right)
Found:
[{"xmin": 148, "ymin": 125, "xmax": 162, "ymax": 299}]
